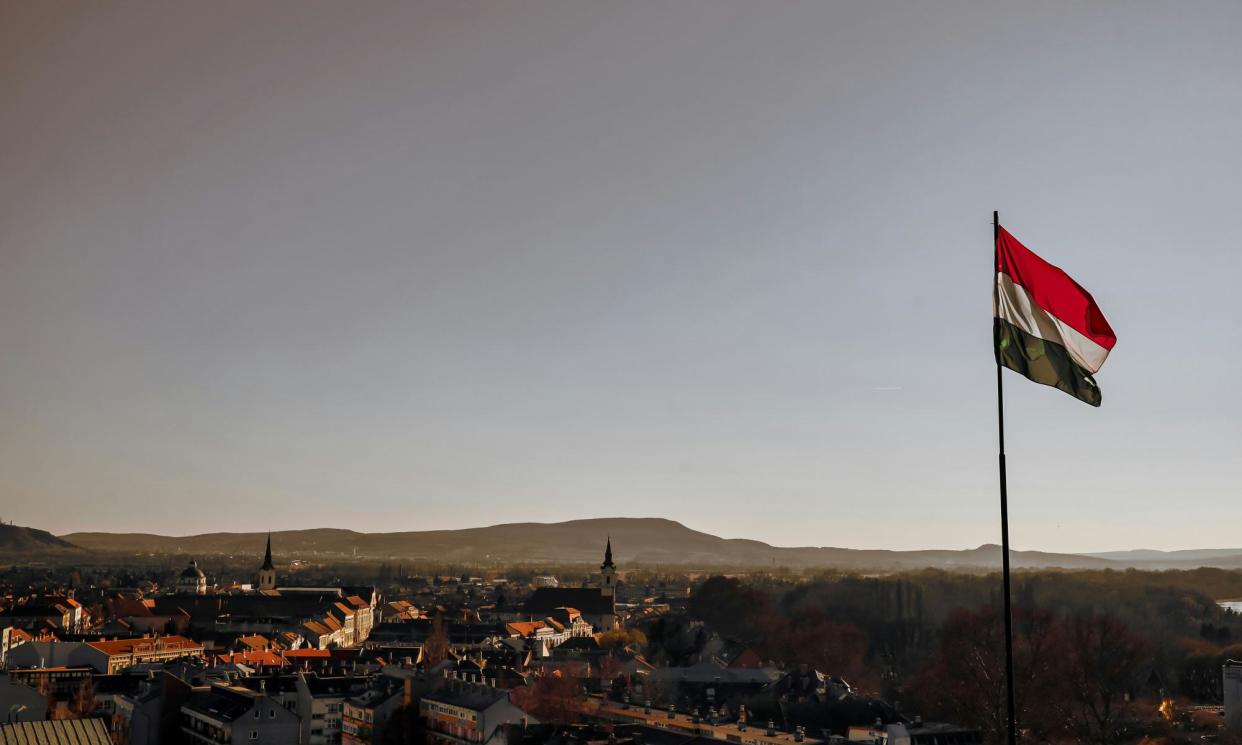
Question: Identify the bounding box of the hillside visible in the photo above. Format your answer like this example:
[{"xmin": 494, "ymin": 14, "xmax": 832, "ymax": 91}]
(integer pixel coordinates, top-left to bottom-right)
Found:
[
  {"xmin": 0, "ymin": 524, "xmax": 83, "ymax": 555},
  {"xmin": 61, "ymin": 518, "xmax": 1121, "ymax": 570}
]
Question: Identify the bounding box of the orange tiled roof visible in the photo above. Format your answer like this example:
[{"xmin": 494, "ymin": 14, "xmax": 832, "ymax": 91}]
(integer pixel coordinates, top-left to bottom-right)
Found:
[
  {"xmin": 215, "ymin": 650, "xmax": 286, "ymax": 667},
  {"xmin": 505, "ymin": 621, "xmax": 546, "ymax": 637},
  {"xmin": 273, "ymin": 632, "xmax": 301, "ymax": 649},
  {"xmin": 87, "ymin": 636, "xmax": 202, "ymax": 657},
  {"xmin": 283, "ymin": 649, "xmax": 331, "ymax": 659},
  {"xmin": 237, "ymin": 634, "xmax": 269, "ymax": 650}
]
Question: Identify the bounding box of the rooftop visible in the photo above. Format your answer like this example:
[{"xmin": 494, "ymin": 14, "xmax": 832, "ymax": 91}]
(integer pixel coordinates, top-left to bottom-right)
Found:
[{"xmin": 184, "ymin": 685, "xmax": 260, "ymax": 723}]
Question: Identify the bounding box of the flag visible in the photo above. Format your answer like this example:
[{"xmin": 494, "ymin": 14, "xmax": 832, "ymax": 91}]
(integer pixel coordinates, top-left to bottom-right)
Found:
[{"xmin": 994, "ymin": 226, "xmax": 1116, "ymax": 406}]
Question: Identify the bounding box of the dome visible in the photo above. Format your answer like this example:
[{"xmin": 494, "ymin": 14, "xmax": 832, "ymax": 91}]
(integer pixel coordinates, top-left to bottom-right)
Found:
[{"xmin": 180, "ymin": 560, "xmax": 206, "ymax": 579}]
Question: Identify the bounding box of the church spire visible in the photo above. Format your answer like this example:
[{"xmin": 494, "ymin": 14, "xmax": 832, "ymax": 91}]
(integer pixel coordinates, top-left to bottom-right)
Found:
[
  {"xmin": 258, "ymin": 532, "xmax": 277, "ymax": 591},
  {"xmin": 262, "ymin": 532, "xmax": 274, "ymax": 570},
  {"xmin": 602, "ymin": 536, "xmax": 614, "ymax": 570}
]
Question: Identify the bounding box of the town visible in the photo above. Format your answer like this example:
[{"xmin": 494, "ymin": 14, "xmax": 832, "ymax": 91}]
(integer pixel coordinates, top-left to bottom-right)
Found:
[
  {"xmin": 6, "ymin": 531, "xmax": 1242, "ymax": 745},
  {"xmin": 4, "ymin": 535, "xmax": 917, "ymax": 745},
  {"xmin": 3, "ymin": 0, "xmax": 1238, "ymax": 742}
]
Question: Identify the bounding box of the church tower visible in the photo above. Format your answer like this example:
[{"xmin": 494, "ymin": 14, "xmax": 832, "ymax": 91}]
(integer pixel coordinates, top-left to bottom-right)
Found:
[
  {"xmin": 600, "ymin": 537, "xmax": 616, "ymax": 598},
  {"xmin": 178, "ymin": 560, "xmax": 207, "ymax": 595},
  {"xmin": 258, "ymin": 533, "xmax": 277, "ymax": 591}
]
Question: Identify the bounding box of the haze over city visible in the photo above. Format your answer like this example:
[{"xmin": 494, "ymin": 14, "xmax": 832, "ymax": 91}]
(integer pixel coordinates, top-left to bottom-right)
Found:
[{"xmin": 3, "ymin": 1, "xmax": 1240, "ymax": 552}]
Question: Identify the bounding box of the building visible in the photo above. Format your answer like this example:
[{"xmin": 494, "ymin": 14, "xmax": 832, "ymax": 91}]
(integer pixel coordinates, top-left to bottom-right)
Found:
[
  {"xmin": 297, "ymin": 673, "xmax": 365, "ymax": 745},
  {"xmin": 522, "ymin": 539, "xmax": 617, "ymax": 631},
  {"xmin": 178, "ymin": 560, "xmax": 208, "ymax": 595},
  {"xmin": 0, "ymin": 673, "xmax": 48, "ymax": 723},
  {"xmin": 181, "ymin": 682, "xmax": 301, "ymax": 745},
  {"xmin": 106, "ymin": 671, "xmax": 194, "ymax": 745},
  {"xmin": 1225, "ymin": 660, "xmax": 1242, "ymax": 728},
  {"xmin": 419, "ymin": 676, "xmax": 530, "ymax": 744},
  {"xmin": 847, "ymin": 721, "xmax": 983, "ymax": 745},
  {"xmin": 7, "ymin": 636, "xmax": 205, "ymax": 674},
  {"xmin": 0, "ymin": 719, "xmax": 112, "ymax": 745},
  {"xmin": 328, "ymin": 603, "xmax": 357, "ymax": 648},
  {"xmin": 88, "ymin": 636, "xmax": 206, "ymax": 674},
  {"xmin": 5, "ymin": 667, "xmax": 94, "ymax": 699},
  {"xmin": 259, "ymin": 533, "xmax": 278, "ymax": 591},
  {"xmin": 344, "ymin": 597, "xmax": 374, "ymax": 645},
  {"xmin": 150, "ymin": 567, "xmax": 378, "ymax": 650},
  {"xmin": 0, "ymin": 597, "xmax": 85, "ymax": 634},
  {"xmin": 342, "ymin": 683, "xmax": 404, "ymax": 745},
  {"xmin": 505, "ymin": 608, "xmax": 594, "ymax": 658}
]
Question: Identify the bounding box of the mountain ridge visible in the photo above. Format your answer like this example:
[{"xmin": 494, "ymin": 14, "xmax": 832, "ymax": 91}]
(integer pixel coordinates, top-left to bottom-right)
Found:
[{"xmin": 54, "ymin": 517, "xmax": 1242, "ymax": 570}]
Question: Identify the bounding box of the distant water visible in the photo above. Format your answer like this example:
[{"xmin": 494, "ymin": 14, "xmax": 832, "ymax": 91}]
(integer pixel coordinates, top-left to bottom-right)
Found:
[{"xmin": 1219, "ymin": 601, "xmax": 1242, "ymax": 613}]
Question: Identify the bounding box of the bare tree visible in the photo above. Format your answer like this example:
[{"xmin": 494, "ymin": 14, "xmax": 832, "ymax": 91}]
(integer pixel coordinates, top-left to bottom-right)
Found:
[
  {"xmin": 908, "ymin": 606, "xmax": 1062, "ymax": 744},
  {"xmin": 1054, "ymin": 613, "xmax": 1150, "ymax": 745},
  {"xmin": 423, "ymin": 613, "xmax": 450, "ymax": 668},
  {"xmin": 511, "ymin": 671, "xmax": 584, "ymax": 729}
]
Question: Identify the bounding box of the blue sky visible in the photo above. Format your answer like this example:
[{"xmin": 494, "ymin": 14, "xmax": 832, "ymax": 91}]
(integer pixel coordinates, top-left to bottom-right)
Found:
[{"xmin": 1, "ymin": 1, "xmax": 1239, "ymax": 551}]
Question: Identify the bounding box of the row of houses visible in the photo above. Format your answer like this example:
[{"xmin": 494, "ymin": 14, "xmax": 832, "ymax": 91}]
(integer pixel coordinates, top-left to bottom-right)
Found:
[{"xmin": 6, "ymin": 635, "xmax": 206, "ymax": 675}]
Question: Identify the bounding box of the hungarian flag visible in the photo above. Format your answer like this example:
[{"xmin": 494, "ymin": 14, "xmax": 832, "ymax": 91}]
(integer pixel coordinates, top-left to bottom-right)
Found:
[{"xmin": 994, "ymin": 227, "xmax": 1116, "ymax": 406}]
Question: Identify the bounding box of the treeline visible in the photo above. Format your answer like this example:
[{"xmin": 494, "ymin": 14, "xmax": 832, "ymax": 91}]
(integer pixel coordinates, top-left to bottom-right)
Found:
[
  {"xmin": 910, "ymin": 606, "xmax": 1153, "ymax": 745},
  {"xmin": 678, "ymin": 568, "xmax": 1242, "ymax": 740}
]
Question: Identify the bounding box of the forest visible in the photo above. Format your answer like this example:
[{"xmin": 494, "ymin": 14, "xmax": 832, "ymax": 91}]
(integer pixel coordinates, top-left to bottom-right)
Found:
[{"xmin": 654, "ymin": 568, "xmax": 1242, "ymax": 744}]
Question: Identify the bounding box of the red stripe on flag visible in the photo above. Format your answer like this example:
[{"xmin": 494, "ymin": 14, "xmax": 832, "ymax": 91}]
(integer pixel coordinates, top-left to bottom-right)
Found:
[{"xmin": 995, "ymin": 227, "xmax": 1116, "ymax": 351}]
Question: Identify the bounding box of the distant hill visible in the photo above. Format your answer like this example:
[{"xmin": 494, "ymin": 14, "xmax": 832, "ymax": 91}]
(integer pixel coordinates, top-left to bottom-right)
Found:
[
  {"xmin": 1086, "ymin": 548, "xmax": 1242, "ymax": 561},
  {"xmin": 61, "ymin": 517, "xmax": 1122, "ymax": 570},
  {"xmin": 1081, "ymin": 548, "xmax": 1242, "ymax": 570},
  {"xmin": 0, "ymin": 524, "xmax": 82, "ymax": 555}
]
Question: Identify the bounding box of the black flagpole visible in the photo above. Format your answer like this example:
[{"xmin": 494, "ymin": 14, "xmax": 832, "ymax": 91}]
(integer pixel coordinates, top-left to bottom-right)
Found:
[{"xmin": 995, "ymin": 209, "xmax": 1018, "ymax": 745}]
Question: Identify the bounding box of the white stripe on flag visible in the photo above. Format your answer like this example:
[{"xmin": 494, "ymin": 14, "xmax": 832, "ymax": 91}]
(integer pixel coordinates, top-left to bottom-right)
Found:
[{"xmin": 994, "ymin": 272, "xmax": 1110, "ymax": 373}]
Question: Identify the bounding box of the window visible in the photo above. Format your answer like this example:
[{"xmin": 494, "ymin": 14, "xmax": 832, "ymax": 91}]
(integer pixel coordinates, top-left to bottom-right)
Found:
[
  {"xmin": 269, "ymin": 709, "xmax": 276, "ymax": 719},
  {"xmin": 249, "ymin": 731, "xmax": 258, "ymax": 740}
]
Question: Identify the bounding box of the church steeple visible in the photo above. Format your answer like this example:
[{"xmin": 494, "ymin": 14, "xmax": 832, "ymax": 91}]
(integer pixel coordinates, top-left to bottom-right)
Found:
[
  {"xmin": 261, "ymin": 532, "xmax": 274, "ymax": 570},
  {"xmin": 258, "ymin": 532, "xmax": 277, "ymax": 591},
  {"xmin": 602, "ymin": 536, "xmax": 614, "ymax": 570},
  {"xmin": 600, "ymin": 536, "xmax": 616, "ymax": 598}
]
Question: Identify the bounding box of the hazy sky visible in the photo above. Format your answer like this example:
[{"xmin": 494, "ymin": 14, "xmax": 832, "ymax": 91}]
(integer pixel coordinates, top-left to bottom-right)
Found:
[{"xmin": 2, "ymin": 1, "xmax": 1239, "ymax": 551}]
